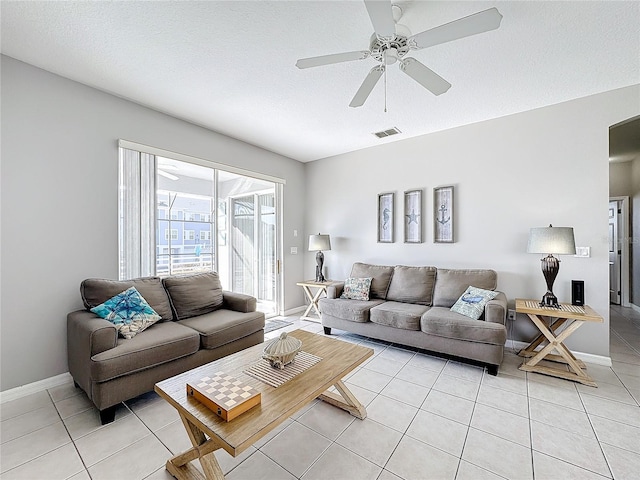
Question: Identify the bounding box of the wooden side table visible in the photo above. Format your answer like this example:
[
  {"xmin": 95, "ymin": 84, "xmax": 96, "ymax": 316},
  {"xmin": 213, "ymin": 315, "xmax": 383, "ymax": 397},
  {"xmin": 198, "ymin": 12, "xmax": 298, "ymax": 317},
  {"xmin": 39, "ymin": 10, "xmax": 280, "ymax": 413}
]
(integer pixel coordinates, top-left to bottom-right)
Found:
[
  {"xmin": 515, "ymin": 299, "xmax": 603, "ymax": 387},
  {"xmin": 297, "ymin": 280, "xmax": 335, "ymax": 322}
]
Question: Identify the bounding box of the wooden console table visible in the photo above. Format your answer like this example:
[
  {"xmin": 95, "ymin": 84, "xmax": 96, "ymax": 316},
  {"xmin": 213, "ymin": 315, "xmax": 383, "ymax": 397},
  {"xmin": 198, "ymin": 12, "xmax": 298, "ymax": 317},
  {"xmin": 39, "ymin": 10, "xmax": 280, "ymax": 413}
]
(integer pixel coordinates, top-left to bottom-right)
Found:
[
  {"xmin": 515, "ymin": 298, "xmax": 603, "ymax": 387},
  {"xmin": 297, "ymin": 280, "xmax": 335, "ymax": 322}
]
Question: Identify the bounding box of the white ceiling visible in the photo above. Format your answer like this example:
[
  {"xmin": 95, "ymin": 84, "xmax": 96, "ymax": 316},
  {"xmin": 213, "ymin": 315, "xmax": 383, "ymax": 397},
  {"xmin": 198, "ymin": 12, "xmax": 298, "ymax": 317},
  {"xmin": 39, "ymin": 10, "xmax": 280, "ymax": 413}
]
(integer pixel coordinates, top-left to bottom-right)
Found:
[{"xmin": 2, "ymin": 1, "xmax": 639, "ymax": 163}]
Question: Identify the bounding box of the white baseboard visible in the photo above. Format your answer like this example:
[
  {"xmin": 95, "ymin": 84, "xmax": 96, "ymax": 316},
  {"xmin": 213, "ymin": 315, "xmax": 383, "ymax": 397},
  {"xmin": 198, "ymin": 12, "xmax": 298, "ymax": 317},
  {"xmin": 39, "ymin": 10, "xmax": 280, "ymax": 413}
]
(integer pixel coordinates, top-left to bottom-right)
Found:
[
  {"xmin": 283, "ymin": 305, "xmax": 306, "ymax": 316},
  {"xmin": 0, "ymin": 372, "xmax": 73, "ymax": 404},
  {"xmin": 631, "ymin": 303, "xmax": 640, "ymax": 315},
  {"xmin": 505, "ymin": 340, "xmax": 612, "ymax": 367}
]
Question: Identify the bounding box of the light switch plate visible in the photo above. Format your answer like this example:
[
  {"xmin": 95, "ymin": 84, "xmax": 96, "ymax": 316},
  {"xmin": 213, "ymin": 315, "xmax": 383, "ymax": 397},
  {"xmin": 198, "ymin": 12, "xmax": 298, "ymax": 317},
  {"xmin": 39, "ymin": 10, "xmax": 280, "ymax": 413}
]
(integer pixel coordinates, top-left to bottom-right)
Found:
[{"xmin": 575, "ymin": 247, "xmax": 590, "ymax": 258}]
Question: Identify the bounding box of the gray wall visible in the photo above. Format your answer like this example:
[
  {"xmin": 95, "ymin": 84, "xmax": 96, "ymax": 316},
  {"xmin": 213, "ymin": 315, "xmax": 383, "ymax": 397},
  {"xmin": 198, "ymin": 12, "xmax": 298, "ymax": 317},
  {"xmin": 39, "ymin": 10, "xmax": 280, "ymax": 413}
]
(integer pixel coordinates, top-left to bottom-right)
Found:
[
  {"xmin": 610, "ymin": 161, "xmax": 634, "ymax": 198},
  {"xmin": 0, "ymin": 56, "xmax": 306, "ymax": 391},
  {"xmin": 305, "ymin": 85, "xmax": 640, "ymax": 358}
]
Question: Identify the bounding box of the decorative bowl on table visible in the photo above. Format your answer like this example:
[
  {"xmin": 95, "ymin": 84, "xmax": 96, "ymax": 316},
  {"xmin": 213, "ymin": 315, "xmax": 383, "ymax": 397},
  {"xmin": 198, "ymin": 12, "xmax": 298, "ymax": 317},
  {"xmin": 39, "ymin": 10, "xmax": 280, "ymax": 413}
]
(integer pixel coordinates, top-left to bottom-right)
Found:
[{"xmin": 262, "ymin": 331, "xmax": 302, "ymax": 369}]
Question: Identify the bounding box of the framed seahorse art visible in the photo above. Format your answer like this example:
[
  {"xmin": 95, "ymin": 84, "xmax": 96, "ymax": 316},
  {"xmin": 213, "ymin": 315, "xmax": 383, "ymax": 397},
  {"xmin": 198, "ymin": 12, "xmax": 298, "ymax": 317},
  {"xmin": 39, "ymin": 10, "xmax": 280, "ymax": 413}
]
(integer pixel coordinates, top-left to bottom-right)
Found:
[
  {"xmin": 377, "ymin": 192, "xmax": 394, "ymax": 243},
  {"xmin": 434, "ymin": 185, "xmax": 454, "ymax": 243}
]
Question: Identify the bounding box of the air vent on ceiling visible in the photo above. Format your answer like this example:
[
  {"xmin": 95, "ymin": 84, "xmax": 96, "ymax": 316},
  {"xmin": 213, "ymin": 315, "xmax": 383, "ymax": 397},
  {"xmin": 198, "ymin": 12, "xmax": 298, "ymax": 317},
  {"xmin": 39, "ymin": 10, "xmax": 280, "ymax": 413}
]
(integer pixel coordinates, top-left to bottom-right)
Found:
[{"xmin": 373, "ymin": 127, "xmax": 401, "ymax": 138}]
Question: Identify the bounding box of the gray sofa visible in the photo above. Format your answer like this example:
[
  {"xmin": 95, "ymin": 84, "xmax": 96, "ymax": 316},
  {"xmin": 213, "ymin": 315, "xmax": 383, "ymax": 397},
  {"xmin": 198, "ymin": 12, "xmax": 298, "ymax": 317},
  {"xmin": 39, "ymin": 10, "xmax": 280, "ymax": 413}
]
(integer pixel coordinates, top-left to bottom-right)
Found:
[
  {"xmin": 319, "ymin": 263, "xmax": 507, "ymax": 374},
  {"xmin": 67, "ymin": 272, "xmax": 265, "ymax": 424}
]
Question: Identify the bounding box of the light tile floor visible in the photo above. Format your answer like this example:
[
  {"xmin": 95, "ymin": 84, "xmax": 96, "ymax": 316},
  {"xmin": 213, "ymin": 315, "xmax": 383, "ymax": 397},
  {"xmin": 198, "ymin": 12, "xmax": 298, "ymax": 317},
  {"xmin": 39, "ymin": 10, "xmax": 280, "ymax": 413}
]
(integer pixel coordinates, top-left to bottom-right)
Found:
[{"xmin": 1, "ymin": 306, "xmax": 639, "ymax": 480}]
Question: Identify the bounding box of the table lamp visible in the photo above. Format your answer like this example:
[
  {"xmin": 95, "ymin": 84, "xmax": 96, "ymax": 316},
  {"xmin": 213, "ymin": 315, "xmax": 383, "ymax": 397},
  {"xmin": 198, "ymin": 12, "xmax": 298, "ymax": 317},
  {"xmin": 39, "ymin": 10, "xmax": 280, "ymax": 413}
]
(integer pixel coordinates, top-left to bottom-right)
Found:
[
  {"xmin": 309, "ymin": 234, "xmax": 331, "ymax": 282},
  {"xmin": 527, "ymin": 225, "xmax": 576, "ymax": 308}
]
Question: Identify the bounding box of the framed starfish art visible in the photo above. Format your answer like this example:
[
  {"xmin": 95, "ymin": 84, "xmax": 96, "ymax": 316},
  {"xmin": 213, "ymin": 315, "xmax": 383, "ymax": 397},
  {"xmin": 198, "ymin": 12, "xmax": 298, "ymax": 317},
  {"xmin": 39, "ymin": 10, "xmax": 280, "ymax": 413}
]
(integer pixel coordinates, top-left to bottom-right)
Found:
[{"xmin": 404, "ymin": 189, "xmax": 423, "ymax": 243}]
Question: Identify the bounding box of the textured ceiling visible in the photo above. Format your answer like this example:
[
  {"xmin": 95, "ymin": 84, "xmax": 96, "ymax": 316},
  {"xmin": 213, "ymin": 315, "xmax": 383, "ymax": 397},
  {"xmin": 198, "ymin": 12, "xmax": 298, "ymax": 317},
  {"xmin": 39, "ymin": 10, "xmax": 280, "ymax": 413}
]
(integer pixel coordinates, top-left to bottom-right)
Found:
[{"xmin": 2, "ymin": 1, "xmax": 639, "ymax": 162}]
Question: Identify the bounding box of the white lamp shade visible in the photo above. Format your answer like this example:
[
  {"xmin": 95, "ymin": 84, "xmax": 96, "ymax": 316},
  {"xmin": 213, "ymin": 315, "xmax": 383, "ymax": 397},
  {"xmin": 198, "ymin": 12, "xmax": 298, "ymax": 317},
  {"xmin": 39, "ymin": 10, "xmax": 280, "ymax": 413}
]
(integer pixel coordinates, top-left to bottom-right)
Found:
[
  {"xmin": 527, "ymin": 226, "xmax": 576, "ymax": 255},
  {"xmin": 309, "ymin": 234, "xmax": 331, "ymax": 251}
]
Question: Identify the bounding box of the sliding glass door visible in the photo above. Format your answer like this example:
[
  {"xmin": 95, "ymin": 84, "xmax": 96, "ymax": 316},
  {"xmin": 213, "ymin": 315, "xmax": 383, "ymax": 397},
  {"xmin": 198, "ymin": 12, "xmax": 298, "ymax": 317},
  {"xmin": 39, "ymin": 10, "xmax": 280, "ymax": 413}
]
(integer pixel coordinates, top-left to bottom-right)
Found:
[
  {"xmin": 223, "ymin": 174, "xmax": 278, "ymax": 315},
  {"xmin": 120, "ymin": 145, "xmax": 281, "ymax": 316}
]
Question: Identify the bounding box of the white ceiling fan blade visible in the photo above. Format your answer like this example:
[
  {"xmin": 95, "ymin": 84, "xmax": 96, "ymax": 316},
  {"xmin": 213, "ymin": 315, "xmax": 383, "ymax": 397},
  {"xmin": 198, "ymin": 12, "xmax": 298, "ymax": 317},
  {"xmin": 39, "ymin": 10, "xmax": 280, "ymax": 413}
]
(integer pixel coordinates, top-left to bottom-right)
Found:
[
  {"xmin": 400, "ymin": 58, "xmax": 451, "ymax": 96},
  {"xmin": 296, "ymin": 51, "xmax": 370, "ymax": 69},
  {"xmin": 409, "ymin": 7, "xmax": 503, "ymax": 50},
  {"xmin": 349, "ymin": 65, "xmax": 385, "ymax": 107},
  {"xmin": 364, "ymin": 0, "xmax": 396, "ymax": 38}
]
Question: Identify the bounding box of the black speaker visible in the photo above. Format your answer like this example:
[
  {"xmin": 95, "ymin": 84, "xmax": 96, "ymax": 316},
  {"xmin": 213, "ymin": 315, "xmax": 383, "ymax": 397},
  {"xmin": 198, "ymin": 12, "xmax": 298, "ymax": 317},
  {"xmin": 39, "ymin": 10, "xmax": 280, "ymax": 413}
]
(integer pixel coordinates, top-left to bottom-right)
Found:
[{"xmin": 572, "ymin": 280, "xmax": 584, "ymax": 306}]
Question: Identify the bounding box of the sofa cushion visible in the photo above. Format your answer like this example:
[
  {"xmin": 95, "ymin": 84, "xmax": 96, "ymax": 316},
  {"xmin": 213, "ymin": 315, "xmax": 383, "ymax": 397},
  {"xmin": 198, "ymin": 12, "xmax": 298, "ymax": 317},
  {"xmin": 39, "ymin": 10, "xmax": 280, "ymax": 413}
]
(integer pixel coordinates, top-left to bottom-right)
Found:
[
  {"xmin": 162, "ymin": 272, "xmax": 224, "ymax": 320},
  {"xmin": 90, "ymin": 287, "xmax": 161, "ymax": 339},
  {"xmin": 319, "ymin": 298, "xmax": 385, "ymax": 323},
  {"xmin": 450, "ymin": 286, "xmax": 499, "ymax": 320},
  {"xmin": 350, "ymin": 263, "xmax": 394, "ymax": 299},
  {"xmin": 90, "ymin": 321, "xmax": 200, "ymax": 382},
  {"xmin": 370, "ymin": 301, "xmax": 429, "ymax": 330},
  {"xmin": 421, "ymin": 307, "xmax": 506, "ymax": 345},
  {"xmin": 81, "ymin": 276, "xmax": 173, "ymax": 321},
  {"xmin": 178, "ymin": 309, "xmax": 265, "ymax": 350},
  {"xmin": 386, "ymin": 266, "xmax": 437, "ymax": 305},
  {"xmin": 340, "ymin": 277, "xmax": 373, "ymax": 300},
  {"xmin": 432, "ymin": 269, "xmax": 497, "ymax": 308}
]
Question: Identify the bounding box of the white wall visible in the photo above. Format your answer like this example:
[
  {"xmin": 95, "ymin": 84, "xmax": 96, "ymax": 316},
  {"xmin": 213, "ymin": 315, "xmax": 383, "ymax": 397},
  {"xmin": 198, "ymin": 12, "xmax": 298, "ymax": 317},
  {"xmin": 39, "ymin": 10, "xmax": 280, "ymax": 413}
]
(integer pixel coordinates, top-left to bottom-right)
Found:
[
  {"xmin": 0, "ymin": 56, "xmax": 306, "ymax": 391},
  {"xmin": 305, "ymin": 85, "xmax": 640, "ymax": 358}
]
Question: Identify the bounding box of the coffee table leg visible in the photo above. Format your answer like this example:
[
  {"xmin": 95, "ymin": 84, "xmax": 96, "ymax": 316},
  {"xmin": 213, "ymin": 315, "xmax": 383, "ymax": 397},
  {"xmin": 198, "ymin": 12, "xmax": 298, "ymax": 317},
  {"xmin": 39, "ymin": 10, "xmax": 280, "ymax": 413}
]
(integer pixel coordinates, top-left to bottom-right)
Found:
[
  {"xmin": 166, "ymin": 413, "xmax": 225, "ymax": 480},
  {"xmin": 318, "ymin": 379, "xmax": 367, "ymax": 419}
]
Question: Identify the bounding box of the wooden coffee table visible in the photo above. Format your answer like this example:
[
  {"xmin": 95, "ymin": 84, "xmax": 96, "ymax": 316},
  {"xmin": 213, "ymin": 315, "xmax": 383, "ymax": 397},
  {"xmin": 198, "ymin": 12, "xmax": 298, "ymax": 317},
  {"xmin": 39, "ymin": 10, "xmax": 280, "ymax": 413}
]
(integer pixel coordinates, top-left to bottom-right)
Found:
[{"xmin": 154, "ymin": 329, "xmax": 373, "ymax": 480}]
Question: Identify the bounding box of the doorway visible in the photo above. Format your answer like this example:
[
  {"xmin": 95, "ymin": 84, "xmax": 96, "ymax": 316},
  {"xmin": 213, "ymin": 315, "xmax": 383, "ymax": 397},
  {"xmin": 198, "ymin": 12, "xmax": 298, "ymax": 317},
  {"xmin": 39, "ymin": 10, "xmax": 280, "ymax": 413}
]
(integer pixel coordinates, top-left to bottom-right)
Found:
[
  {"xmin": 609, "ymin": 115, "xmax": 639, "ymax": 310},
  {"xmin": 608, "ymin": 197, "xmax": 629, "ymax": 305},
  {"xmin": 229, "ymin": 192, "xmax": 277, "ymax": 315},
  {"xmin": 217, "ymin": 171, "xmax": 281, "ymax": 317}
]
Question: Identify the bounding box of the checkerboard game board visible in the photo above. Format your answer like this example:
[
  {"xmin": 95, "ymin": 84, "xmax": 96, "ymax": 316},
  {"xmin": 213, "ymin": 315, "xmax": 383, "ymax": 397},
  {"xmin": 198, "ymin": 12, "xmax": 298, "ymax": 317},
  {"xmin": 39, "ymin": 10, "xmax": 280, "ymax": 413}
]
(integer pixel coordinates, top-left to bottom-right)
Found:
[{"xmin": 187, "ymin": 371, "xmax": 261, "ymax": 421}]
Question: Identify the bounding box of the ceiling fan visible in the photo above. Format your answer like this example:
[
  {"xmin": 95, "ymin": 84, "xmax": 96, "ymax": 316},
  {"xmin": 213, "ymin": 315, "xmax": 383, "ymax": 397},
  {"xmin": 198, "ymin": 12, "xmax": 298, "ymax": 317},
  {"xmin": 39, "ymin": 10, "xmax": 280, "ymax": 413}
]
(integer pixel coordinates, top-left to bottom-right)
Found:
[{"xmin": 295, "ymin": 0, "xmax": 503, "ymax": 108}]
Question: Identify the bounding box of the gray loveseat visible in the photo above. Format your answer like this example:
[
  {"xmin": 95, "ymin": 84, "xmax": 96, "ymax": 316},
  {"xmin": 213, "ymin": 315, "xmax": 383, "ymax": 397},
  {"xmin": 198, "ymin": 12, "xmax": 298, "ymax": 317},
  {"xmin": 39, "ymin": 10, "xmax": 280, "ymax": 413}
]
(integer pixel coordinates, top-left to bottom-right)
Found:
[
  {"xmin": 319, "ymin": 263, "xmax": 507, "ymax": 374},
  {"xmin": 67, "ymin": 272, "xmax": 265, "ymax": 424}
]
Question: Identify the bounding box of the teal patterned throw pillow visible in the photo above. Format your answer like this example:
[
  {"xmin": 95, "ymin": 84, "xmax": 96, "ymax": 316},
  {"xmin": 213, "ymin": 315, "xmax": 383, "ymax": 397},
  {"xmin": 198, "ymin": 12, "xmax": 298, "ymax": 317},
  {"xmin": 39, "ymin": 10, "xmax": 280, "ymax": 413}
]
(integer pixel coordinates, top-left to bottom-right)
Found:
[
  {"xmin": 340, "ymin": 277, "xmax": 373, "ymax": 301},
  {"xmin": 450, "ymin": 286, "xmax": 499, "ymax": 320},
  {"xmin": 91, "ymin": 286, "xmax": 161, "ymax": 339}
]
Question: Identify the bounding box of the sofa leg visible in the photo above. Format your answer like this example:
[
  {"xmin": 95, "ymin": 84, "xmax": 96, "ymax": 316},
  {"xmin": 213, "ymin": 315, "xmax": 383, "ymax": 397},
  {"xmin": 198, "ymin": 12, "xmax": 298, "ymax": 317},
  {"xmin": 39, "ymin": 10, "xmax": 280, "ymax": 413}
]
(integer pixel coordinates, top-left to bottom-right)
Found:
[
  {"xmin": 487, "ymin": 365, "xmax": 498, "ymax": 376},
  {"xmin": 323, "ymin": 327, "xmax": 331, "ymax": 335},
  {"xmin": 99, "ymin": 406, "xmax": 117, "ymax": 425}
]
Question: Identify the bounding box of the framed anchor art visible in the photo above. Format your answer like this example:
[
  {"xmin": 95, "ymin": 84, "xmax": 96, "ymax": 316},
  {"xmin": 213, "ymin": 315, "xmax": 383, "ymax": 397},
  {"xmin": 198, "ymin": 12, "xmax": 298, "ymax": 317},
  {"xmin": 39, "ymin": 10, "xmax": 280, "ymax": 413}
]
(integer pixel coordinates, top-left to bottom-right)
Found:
[
  {"xmin": 434, "ymin": 185, "xmax": 455, "ymax": 243},
  {"xmin": 404, "ymin": 189, "xmax": 423, "ymax": 243}
]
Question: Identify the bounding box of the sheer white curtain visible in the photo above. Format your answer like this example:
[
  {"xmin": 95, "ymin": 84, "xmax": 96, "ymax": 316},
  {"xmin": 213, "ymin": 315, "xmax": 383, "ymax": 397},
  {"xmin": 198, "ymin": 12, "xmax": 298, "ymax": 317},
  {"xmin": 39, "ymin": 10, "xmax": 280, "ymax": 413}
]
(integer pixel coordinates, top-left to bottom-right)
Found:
[{"xmin": 118, "ymin": 148, "xmax": 156, "ymax": 280}]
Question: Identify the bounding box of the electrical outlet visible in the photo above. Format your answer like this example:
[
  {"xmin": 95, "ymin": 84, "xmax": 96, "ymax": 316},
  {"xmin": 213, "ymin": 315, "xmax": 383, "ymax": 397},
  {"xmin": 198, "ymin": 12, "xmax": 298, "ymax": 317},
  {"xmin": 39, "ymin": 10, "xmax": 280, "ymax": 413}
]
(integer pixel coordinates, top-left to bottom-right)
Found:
[{"xmin": 507, "ymin": 309, "xmax": 516, "ymax": 321}]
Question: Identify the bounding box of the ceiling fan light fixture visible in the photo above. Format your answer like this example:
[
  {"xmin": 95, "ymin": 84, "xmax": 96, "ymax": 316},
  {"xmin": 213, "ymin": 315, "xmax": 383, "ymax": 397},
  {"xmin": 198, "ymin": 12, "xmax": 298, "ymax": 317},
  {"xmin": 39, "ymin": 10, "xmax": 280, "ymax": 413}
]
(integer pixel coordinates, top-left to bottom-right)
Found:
[{"xmin": 383, "ymin": 48, "xmax": 399, "ymax": 65}]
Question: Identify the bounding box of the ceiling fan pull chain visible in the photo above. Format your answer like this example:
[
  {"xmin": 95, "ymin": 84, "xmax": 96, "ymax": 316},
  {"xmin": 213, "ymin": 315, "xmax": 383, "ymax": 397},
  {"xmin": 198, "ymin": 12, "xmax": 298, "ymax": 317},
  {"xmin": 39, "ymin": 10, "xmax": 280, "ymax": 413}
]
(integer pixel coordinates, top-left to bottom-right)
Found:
[{"xmin": 384, "ymin": 50, "xmax": 388, "ymax": 113}]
